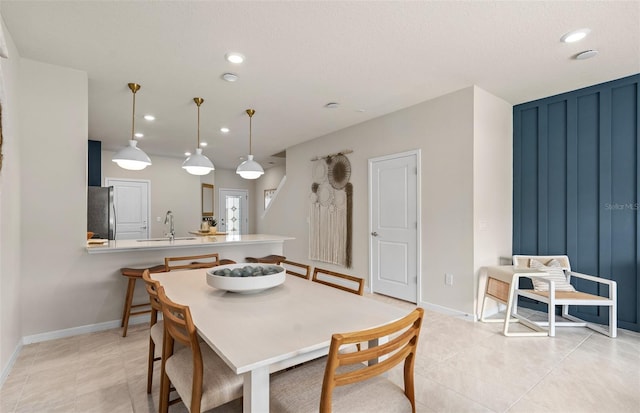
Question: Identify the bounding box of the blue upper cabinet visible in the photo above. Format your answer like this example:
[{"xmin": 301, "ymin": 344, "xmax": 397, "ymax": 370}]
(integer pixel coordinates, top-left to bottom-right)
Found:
[
  {"xmin": 88, "ymin": 139, "xmax": 102, "ymax": 187},
  {"xmin": 513, "ymin": 74, "xmax": 639, "ymax": 332}
]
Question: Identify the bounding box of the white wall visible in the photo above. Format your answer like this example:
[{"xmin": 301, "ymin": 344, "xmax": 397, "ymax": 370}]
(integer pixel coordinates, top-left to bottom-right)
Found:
[
  {"xmin": 472, "ymin": 86, "xmax": 513, "ymax": 313},
  {"xmin": 101, "ymin": 151, "xmax": 203, "ymax": 238},
  {"xmin": 0, "ymin": 18, "xmax": 22, "ymax": 379},
  {"xmin": 256, "ymin": 164, "xmax": 285, "ymax": 216},
  {"xmin": 260, "ymin": 87, "xmax": 511, "ymax": 315},
  {"xmin": 18, "ymin": 59, "xmax": 88, "ymax": 336}
]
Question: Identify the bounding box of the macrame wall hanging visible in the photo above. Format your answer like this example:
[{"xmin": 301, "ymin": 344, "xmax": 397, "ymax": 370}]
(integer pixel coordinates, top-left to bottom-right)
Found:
[{"xmin": 309, "ymin": 150, "xmax": 353, "ymax": 268}]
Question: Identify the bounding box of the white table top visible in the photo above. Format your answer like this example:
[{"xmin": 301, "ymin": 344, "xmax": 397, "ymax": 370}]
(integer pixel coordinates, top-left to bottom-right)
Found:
[{"xmin": 152, "ymin": 269, "xmax": 410, "ymax": 375}]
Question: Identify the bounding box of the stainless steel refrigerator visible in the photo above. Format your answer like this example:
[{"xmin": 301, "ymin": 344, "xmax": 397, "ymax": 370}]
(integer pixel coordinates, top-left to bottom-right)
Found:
[{"xmin": 87, "ymin": 186, "xmax": 116, "ymax": 240}]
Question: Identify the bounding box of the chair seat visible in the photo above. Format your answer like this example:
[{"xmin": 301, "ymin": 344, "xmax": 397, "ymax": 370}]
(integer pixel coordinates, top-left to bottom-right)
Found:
[
  {"xmin": 270, "ymin": 358, "xmax": 412, "ymax": 413},
  {"xmin": 165, "ymin": 344, "xmax": 243, "ymax": 412}
]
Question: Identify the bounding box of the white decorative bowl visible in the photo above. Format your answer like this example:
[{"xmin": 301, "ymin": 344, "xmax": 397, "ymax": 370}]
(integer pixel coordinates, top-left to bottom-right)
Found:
[{"xmin": 206, "ymin": 263, "xmax": 286, "ymax": 293}]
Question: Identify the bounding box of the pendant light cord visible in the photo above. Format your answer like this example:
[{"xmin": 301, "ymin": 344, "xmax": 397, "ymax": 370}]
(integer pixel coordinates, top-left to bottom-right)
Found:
[
  {"xmin": 131, "ymin": 89, "xmax": 136, "ymax": 141},
  {"xmin": 193, "ymin": 97, "xmax": 204, "ymax": 149},
  {"xmin": 128, "ymin": 83, "xmax": 141, "ymax": 142},
  {"xmin": 246, "ymin": 109, "xmax": 255, "ymax": 155}
]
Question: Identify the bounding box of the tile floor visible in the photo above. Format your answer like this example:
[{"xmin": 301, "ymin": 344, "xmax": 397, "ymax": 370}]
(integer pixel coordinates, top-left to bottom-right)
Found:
[{"xmin": 1, "ymin": 295, "xmax": 639, "ymax": 413}]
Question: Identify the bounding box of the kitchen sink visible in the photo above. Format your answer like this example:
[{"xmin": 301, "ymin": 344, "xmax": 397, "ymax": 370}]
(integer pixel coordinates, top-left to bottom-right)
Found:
[{"xmin": 136, "ymin": 237, "xmax": 197, "ymax": 242}]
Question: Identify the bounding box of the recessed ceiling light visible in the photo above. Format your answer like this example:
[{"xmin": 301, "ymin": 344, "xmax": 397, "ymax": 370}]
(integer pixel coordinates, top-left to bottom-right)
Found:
[
  {"xmin": 225, "ymin": 52, "xmax": 245, "ymax": 64},
  {"xmin": 200, "ymin": 142, "xmax": 208, "ymax": 147},
  {"xmin": 222, "ymin": 73, "xmax": 239, "ymax": 82},
  {"xmin": 356, "ymin": 108, "xmax": 366, "ymax": 113},
  {"xmin": 184, "ymin": 152, "xmax": 191, "ymax": 156},
  {"xmin": 325, "ymin": 102, "xmax": 340, "ymax": 109},
  {"xmin": 134, "ymin": 132, "xmax": 144, "ymax": 138},
  {"xmin": 561, "ymin": 28, "xmax": 591, "ymax": 43},
  {"xmin": 575, "ymin": 50, "xmax": 599, "ymax": 60},
  {"xmin": 220, "ymin": 127, "xmax": 230, "ymax": 133},
  {"xmin": 144, "ymin": 114, "xmax": 155, "ymax": 121}
]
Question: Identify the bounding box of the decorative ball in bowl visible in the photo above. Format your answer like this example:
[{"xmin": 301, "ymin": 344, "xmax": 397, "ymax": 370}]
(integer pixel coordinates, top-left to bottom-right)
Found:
[{"xmin": 206, "ymin": 263, "xmax": 285, "ymax": 293}]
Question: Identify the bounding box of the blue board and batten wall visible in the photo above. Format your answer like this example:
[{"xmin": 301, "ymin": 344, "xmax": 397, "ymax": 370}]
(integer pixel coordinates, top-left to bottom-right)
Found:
[{"xmin": 513, "ymin": 74, "xmax": 639, "ymax": 332}]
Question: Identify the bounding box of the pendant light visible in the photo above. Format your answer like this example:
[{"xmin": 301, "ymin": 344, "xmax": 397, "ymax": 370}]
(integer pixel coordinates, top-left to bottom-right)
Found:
[
  {"xmin": 236, "ymin": 109, "xmax": 264, "ymax": 179},
  {"xmin": 182, "ymin": 97, "xmax": 214, "ymax": 175},
  {"xmin": 112, "ymin": 83, "xmax": 152, "ymax": 170}
]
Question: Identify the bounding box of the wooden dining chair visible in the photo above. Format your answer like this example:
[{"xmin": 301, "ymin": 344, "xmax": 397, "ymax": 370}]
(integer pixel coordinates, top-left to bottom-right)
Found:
[
  {"xmin": 157, "ymin": 287, "xmax": 243, "ymax": 413},
  {"xmin": 270, "ymin": 307, "xmax": 424, "ymax": 413},
  {"xmin": 245, "ymin": 254, "xmax": 286, "ymax": 264},
  {"xmin": 280, "ymin": 260, "xmax": 311, "ymax": 279},
  {"xmin": 312, "ymin": 267, "xmax": 364, "ymax": 295},
  {"xmin": 164, "ymin": 253, "xmax": 220, "ymax": 271},
  {"xmin": 141, "ymin": 269, "xmax": 163, "ymax": 394}
]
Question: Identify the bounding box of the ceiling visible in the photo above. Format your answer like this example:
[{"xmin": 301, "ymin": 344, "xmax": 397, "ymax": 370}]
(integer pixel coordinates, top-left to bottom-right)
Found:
[{"xmin": 2, "ymin": 1, "xmax": 639, "ymax": 170}]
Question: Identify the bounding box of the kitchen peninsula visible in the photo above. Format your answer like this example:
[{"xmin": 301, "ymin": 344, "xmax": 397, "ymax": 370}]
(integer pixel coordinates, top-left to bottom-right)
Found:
[
  {"xmin": 86, "ymin": 234, "xmax": 293, "ymax": 260},
  {"xmin": 78, "ymin": 234, "xmax": 295, "ymax": 339}
]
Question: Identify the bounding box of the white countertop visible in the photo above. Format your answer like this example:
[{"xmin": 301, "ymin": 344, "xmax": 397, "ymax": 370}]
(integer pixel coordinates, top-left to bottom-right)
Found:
[{"xmin": 86, "ymin": 233, "xmax": 294, "ymax": 254}]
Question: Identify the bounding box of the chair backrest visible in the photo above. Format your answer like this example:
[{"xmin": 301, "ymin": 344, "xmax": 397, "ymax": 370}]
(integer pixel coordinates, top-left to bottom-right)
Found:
[
  {"xmin": 245, "ymin": 254, "xmax": 286, "ymax": 264},
  {"xmin": 320, "ymin": 307, "xmax": 424, "ymax": 412},
  {"xmin": 512, "ymin": 255, "xmax": 572, "ymax": 271},
  {"xmin": 312, "ymin": 267, "xmax": 364, "ymax": 295},
  {"xmin": 280, "ymin": 260, "xmax": 311, "ymax": 279},
  {"xmin": 156, "ymin": 286, "xmax": 205, "ymax": 412},
  {"xmin": 141, "ymin": 269, "xmax": 162, "ymax": 324},
  {"xmin": 164, "ymin": 253, "xmax": 220, "ymax": 271}
]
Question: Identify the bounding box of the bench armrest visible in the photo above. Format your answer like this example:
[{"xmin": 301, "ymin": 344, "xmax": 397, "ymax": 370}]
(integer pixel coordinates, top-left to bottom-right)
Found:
[{"xmin": 568, "ymin": 271, "xmax": 617, "ymax": 287}]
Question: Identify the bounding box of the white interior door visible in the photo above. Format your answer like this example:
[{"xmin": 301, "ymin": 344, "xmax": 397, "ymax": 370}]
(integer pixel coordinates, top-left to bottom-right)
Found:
[
  {"xmin": 369, "ymin": 150, "xmax": 420, "ymax": 303},
  {"xmin": 105, "ymin": 178, "xmax": 150, "ymax": 240},
  {"xmin": 218, "ymin": 189, "xmax": 248, "ymax": 236}
]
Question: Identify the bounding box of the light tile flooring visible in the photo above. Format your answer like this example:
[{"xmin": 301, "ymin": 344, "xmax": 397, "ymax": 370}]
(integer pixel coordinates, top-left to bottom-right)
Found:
[{"xmin": 1, "ymin": 295, "xmax": 639, "ymax": 413}]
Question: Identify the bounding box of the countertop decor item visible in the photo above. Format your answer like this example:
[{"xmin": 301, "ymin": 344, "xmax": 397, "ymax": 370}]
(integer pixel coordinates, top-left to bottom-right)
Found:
[
  {"xmin": 111, "ymin": 83, "xmax": 152, "ymax": 170},
  {"xmin": 206, "ymin": 263, "xmax": 285, "ymax": 293}
]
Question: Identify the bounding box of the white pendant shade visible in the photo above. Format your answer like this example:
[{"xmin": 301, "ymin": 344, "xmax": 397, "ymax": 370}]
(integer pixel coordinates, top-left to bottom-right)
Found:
[
  {"xmin": 236, "ymin": 154, "xmax": 264, "ymax": 179},
  {"xmin": 183, "ymin": 97, "xmax": 214, "ymax": 176},
  {"xmin": 112, "ymin": 140, "xmax": 151, "ymax": 170},
  {"xmin": 237, "ymin": 108, "xmax": 264, "ymax": 180},
  {"xmin": 114, "ymin": 83, "xmax": 151, "ymax": 171},
  {"xmin": 183, "ymin": 148, "xmax": 214, "ymax": 175}
]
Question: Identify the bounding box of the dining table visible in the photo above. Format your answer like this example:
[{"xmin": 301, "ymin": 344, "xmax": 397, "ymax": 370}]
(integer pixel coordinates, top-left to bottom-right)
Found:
[{"xmin": 152, "ymin": 268, "xmax": 412, "ymax": 413}]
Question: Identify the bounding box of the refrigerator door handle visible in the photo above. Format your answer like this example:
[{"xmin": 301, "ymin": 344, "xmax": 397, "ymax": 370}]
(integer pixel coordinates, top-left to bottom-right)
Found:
[{"xmin": 112, "ymin": 203, "xmax": 117, "ymax": 239}]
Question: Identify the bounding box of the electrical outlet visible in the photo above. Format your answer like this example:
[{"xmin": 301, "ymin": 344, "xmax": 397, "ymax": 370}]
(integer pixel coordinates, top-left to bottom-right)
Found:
[
  {"xmin": 156, "ymin": 216, "xmax": 161, "ymax": 222},
  {"xmin": 445, "ymin": 273, "xmax": 454, "ymax": 286}
]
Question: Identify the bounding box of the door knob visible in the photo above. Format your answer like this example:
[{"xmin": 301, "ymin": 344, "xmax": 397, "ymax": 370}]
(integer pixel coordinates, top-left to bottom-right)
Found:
[{"xmin": 371, "ymin": 232, "xmax": 378, "ymax": 237}]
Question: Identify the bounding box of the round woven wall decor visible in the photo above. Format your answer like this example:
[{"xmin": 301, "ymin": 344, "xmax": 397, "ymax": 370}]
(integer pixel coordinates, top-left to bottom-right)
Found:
[{"xmin": 327, "ymin": 153, "xmax": 351, "ymax": 190}]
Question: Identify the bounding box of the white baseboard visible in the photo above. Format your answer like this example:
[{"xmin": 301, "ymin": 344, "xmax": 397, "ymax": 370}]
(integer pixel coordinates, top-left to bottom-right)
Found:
[
  {"xmin": 420, "ymin": 300, "xmax": 476, "ymax": 322},
  {"xmin": 22, "ymin": 314, "xmax": 150, "ymax": 345},
  {"xmin": 0, "ymin": 341, "xmax": 23, "ymax": 388}
]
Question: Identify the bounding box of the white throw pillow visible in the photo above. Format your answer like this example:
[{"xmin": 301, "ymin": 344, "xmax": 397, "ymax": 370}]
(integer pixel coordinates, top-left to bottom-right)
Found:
[{"xmin": 528, "ymin": 258, "xmax": 576, "ymax": 292}]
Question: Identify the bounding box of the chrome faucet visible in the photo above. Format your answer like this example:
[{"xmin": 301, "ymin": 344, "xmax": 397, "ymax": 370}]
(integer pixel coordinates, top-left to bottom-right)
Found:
[{"xmin": 164, "ymin": 210, "xmax": 175, "ymax": 241}]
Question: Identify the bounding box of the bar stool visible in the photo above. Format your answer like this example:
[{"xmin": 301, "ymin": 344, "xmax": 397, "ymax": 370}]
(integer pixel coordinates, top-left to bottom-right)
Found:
[
  {"xmin": 245, "ymin": 254, "xmax": 286, "ymax": 264},
  {"xmin": 120, "ymin": 264, "xmax": 166, "ymax": 337}
]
